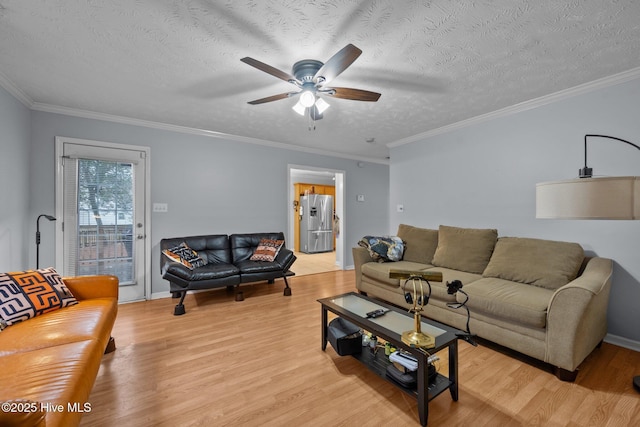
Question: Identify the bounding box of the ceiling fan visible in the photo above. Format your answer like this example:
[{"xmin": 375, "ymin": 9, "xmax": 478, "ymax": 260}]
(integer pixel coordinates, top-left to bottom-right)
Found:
[{"xmin": 241, "ymin": 44, "xmax": 381, "ymax": 124}]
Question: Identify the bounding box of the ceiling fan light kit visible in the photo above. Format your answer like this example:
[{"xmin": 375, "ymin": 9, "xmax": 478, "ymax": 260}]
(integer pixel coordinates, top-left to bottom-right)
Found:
[
  {"xmin": 299, "ymin": 90, "xmax": 316, "ymax": 108},
  {"xmin": 292, "ymin": 102, "xmax": 306, "ymax": 116},
  {"xmin": 315, "ymin": 98, "xmax": 330, "ymax": 114},
  {"xmin": 241, "ymin": 44, "xmax": 381, "ymax": 129}
]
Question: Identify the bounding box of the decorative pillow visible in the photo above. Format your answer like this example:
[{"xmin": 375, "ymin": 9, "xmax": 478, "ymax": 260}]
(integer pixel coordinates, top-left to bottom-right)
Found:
[
  {"xmin": 431, "ymin": 225, "xmax": 498, "ymax": 274},
  {"xmin": 250, "ymin": 239, "xmax": 284, "ymax": 262},
  {"xmin": 483, "ymin": 237, "xmax": 584, "ymax": 290},
  {"xmin": 162, "ymin": 243, "xmax": 207, "ymax": 269},
  {"xmin": 0, "ymin": 267, "xmax": 78, "ymax": 327},
  {"xmin": 358, "ymin": 236, "xmax": 405, "ymax": 262},
  {"xmin": 396, "ymin": 224, "xmax": 438, "ymax": 264}
]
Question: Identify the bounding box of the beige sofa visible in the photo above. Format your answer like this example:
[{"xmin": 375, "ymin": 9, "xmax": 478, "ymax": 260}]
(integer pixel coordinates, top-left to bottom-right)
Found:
[{"xmin": 353, "ymin": 224, "xmax": 613, "ymax": 381}]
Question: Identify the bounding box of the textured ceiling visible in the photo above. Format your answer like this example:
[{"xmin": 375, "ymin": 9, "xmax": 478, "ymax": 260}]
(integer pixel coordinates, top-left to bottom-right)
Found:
[{"xmin": 1, "ymin": 1, "xmax": 640, "ymax": 161}]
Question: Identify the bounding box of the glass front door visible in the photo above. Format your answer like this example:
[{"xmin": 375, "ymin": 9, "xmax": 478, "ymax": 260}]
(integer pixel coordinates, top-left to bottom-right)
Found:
[{"xmin": 56, "ymin": 137, "xmax": 149, "ymax": 302}]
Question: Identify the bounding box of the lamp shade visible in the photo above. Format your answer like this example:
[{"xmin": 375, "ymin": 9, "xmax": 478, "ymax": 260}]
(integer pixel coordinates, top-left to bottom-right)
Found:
[
  {"xmin": 536, "ymin": 176, "xmax": 640, "ymax": 219},
  {"xmin": 299, "ymin": 90, "xmax": 315, "ymax": 108},
  {"xmin": 292, "ymin": 101, "xmax": 305, "ymax": 116}
]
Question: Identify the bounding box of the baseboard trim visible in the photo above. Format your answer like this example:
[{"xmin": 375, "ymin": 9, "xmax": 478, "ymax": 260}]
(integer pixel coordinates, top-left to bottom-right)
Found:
[
  {"xmin": 150, "ymin": 288, "xmax": 211, "ymax": 300},
  {"xmin": 151, "ymin": 291, "xmax": 171, "ymax": 300},
  {"xmin": 604, "ymin": 333, "xmax": 640, "ymax": 352}
]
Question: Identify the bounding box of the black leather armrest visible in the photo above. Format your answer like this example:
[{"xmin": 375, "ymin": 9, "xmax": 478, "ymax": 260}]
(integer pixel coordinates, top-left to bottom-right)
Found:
[
  {"xmin": 160, "ymin": 251, "xmax": 173, "ymax": 275},
  {"xmin": 161, "ymin": 256, "xmax": 194, "ymax": 280},
  {"xmin": 275, "ymin": 247, "xmax": 296, "ymax": 272}
]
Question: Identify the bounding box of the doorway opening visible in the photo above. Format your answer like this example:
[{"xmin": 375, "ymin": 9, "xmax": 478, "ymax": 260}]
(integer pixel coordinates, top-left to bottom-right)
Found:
[
  {"xmin": 55, "ymin": 137, "xmax": 151, "ymax": 303},
  {"xmin": 288, "ymin": 165, "xmax": 345, "ymax": 276}
]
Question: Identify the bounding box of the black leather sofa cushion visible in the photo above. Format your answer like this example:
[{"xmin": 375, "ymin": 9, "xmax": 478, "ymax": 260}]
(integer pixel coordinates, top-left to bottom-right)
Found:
[
  {"xmin": 166, "ymin": 261, "xmax": 240, "ymax": 282},
  {"xmin": 183, "ymin": 234, "xmax": 234, "ymax": 264},
  {"xmin": 230, "ymin": 232, "xmax": 286, "ymax": 262},
  {"xmin": 234, "ymin": 259, "xmax": 281, "ymax": 274}
]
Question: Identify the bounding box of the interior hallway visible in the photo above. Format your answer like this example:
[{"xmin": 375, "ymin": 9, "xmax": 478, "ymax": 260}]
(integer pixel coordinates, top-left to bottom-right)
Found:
[{"xmin": 292, "ymin": 250, "xmax": 341, "ymax": 276}]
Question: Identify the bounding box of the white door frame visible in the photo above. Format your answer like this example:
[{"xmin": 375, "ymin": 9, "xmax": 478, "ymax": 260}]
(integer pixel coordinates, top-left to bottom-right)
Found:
[
  {"xmin": 54, "ymin": 136, "xmax": 151, "ymax": 301},
  {"xmin": 288, "ymin": 164, "xmax": 345, "ymax": 269}
]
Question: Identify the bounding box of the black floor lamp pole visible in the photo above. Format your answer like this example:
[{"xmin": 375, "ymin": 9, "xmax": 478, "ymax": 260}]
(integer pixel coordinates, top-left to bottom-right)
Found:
[{"xmin": 36, "ymin": 214, "xmax": 56, "ymax": 269}]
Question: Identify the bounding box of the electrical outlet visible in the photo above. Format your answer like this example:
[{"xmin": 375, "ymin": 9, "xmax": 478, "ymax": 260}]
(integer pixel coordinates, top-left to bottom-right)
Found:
[
  {"xmin": 356, "ymin": 194, "xmax": 365, "ymax": 202},
  {"xmin": 397, "ymin": 204, "xmax": 404, "ymax": 213}
]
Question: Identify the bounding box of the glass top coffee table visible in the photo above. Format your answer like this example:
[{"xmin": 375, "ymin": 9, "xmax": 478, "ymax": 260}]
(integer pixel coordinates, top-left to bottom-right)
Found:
[{"xmin": 318, "ymin": 292, "xmax": 461, "ymax": 426}]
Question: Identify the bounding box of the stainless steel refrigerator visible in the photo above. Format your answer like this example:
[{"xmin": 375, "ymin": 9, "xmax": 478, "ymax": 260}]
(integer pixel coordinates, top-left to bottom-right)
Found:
[{"xmin": 299, "ymin": 194, "xmax": 333, "ymax": 253}]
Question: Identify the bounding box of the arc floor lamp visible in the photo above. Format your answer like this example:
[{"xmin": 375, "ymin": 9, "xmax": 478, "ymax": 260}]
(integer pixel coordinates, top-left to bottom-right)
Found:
[
  {"xmin": 535, "ymin": 134, "xmax": 639, "ymax": 392},
  {"xmin": 36, "ymin": 214, "xmax": 56, "ymax": 269}
]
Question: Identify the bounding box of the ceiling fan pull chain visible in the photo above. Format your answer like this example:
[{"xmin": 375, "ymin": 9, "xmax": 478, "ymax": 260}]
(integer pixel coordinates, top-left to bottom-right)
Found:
[{"xmin": 307, "ymin": 108, "xmax": 316, "ymax": 131}]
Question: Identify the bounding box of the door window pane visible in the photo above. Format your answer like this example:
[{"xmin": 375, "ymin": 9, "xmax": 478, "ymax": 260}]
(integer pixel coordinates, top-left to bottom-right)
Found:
[{"xmin": 77, "ymin": 159, "xmax": 134, "ymax": 284}]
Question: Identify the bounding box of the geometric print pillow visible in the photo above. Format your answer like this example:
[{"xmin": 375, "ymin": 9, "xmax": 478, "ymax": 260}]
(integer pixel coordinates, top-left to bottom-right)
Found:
[
  {"xmin": 249, "ymin": 239, "xmax": 284, "ymax": 262},
  {"xmin": 0, "ymin": 267, "xmax": 78, "ymax": 327},
  {"xmin": 162, "ymin": 242, "xmax": 207, "ymax": 270}
]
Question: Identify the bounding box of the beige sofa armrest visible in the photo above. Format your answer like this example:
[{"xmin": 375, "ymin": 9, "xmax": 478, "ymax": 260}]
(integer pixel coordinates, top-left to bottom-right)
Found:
[
  {"xmin": 545, "ymin": 257, "xmax": 613, "ymax": 371},
  {"xmin": 352, "ymin": 247, "xmax": 375, "ymax": 291}
]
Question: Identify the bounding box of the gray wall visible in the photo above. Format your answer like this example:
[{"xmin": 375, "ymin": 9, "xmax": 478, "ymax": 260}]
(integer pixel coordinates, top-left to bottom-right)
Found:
[
  {"xmin": 0, "ymin": 86, "xmax": 31, "ymax": 272},
  {"xmin": 28, "ymin": 110, "xmax": 389, "ymax": 296},
  {"xmin": 389, "ymin": 77, "xmax": 640, "ymax": 347}
]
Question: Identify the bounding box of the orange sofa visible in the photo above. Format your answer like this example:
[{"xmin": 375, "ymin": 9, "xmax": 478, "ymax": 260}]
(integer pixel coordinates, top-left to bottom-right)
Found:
[{"xmin": 0, "ymin": 275, "xmax": 118, "ymax": 427}]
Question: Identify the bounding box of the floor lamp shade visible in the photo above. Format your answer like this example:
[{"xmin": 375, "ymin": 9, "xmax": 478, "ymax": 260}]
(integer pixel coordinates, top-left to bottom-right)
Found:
[{"xmin": 536, "ymin": 176, "xmax": 640, "ymax": 220}]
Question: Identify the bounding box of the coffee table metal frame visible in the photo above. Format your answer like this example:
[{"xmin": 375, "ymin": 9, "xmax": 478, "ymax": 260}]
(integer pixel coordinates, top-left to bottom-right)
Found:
[{"xmin": 319, "ymin": 292, "xmax": 460, "ymax": 426}]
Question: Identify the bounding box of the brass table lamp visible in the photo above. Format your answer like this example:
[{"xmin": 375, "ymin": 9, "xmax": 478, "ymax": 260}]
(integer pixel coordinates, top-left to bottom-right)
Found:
[{"xmin": 390, "ymin": 269, "xmax": 442, "ymax": 349}]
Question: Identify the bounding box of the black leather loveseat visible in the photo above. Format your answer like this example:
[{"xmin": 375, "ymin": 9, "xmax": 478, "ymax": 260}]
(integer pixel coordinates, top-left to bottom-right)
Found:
[{"xmin": 160, "ymin": 232, "xmax": 296, "ymax": 315}]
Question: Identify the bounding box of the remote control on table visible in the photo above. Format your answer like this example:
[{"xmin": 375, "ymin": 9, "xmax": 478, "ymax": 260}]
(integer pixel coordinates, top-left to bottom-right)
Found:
[{"xmin": 366, "ymin": 309, "xmax": 388, "ymax": 318}]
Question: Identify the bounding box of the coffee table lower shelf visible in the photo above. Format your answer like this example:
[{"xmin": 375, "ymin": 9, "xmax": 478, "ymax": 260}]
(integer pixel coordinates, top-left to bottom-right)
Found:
[
  {"xmin": 351, "ymin": 348, "xmax": 453, "ymax": 401},
  {"xmin": 319, "ymin": 292, "xmax": 460, "ymax": 426}
]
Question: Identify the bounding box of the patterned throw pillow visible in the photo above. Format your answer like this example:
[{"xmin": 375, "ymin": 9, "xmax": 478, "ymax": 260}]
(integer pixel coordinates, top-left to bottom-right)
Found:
[
  {"xmin": 250, "ymin": 239, "xmax": 284, "ymax": 262},
  {"xmin": 0, "ymin": 267, "xmax": 78, "ymax": 327},
  {"xmin": 358, "ymin": 236, "xmax": 405, "ymax": 262},
  {"xmin": 162, "ymin": 243, "xmax": 207, "ymax": 270}
]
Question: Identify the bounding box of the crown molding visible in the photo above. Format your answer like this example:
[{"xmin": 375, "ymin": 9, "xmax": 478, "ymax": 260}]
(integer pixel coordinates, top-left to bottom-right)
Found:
[
  {"xmin": 0, "ymin": 68, "xmax": 387, "ymax": 165},
  {"xmin": 388, "ymin": 67, "xmax": 640, "ymax": 148},
  {"xmin": 30, "ymin": 102, "xmax": 389, "ymax": 165},
  {"xmin": 0, "ymin": 71, "xmax": 33, "ymax": 108},
  {"xmin": 17, "ymin": 66, "xmax": 640, "ymax": 162}
]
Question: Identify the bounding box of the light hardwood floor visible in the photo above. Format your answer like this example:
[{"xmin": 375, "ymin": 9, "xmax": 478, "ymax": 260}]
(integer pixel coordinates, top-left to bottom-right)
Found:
[
  {"xmin": 82, "ymin": 271, "xmax": 640, "ymax": 426},
  {"xmin": 292, "ymin": 250, "xmax": 341, "ymax": 276}
]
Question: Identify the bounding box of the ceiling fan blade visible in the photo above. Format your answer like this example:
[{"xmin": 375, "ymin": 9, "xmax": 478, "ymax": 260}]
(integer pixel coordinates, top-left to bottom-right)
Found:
[
  {"xmin": 241, "ymin": 57, "xmax": 300, "ymax": 85},
  {"xmin": 247, "ymin": 92, "xmax": 298, "ymax": 105},
  {"xmin": 314, "ymin": 44, "xmax": 362, "ymax": 85},
  {"xmin": 325, "ymin": 87, "xmax": 381, "ymax": 102}
]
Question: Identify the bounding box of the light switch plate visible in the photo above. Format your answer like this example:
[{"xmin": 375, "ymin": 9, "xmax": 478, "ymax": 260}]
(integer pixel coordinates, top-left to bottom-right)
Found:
[{"xmin": 153, "ymin": 203, "xmax": 168, "ymax": 213}]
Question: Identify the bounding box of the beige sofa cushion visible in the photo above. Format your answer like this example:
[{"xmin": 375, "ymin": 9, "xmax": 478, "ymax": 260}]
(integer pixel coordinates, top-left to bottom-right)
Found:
[
  {"xmin": 432, "ymin": 225, "xmax": 498, "ymax": 274},
  {"xmin": 361, "ymin": 261, "xmax": 431, "ymax": 288},
  {"xmin": 396, "ymin": 224, "xmax": 439, "ymax": 264},
  {"xmin": 483, "ymin": 237, "xmax": 584, "ymax": 290},
  {"xmin": 462, "ymin": 277, "xmax": 554, "ymax": 329},
  {"xmin": 422, "ymin": 267, "xmax": 483, "ymax": 303}
]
